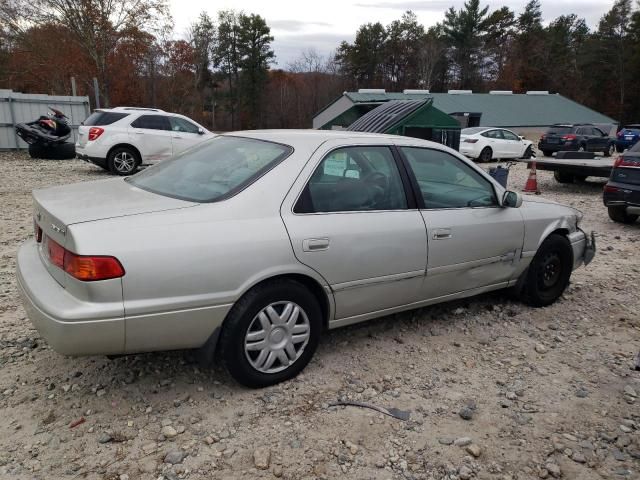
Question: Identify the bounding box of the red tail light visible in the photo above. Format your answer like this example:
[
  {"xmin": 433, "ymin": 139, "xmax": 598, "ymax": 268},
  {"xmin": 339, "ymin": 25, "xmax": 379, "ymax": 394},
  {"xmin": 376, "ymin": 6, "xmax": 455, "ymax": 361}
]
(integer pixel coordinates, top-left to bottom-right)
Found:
[
  {"xmin": 463, "ymin": 139, "xmax": 479, "ymax": 143},
  {"xmin": 88, "ymin": 127, "xmax": 104, "ymax": 141},
  {"xmin": 43, "ymin": 236, "xmax": 124, "ymax": 281},
  {"xmin": 561, "ymin": 134, "xmax": 577, "ymax": 141},
  {"xmin": 614, "ymin": 156, "xmax": 640, "ymax": 168},
  {"xmin": 540, "ymin": 135, "xmax": 546, "ymax": 141},
  {"xmin": 604, "ymin": 184, "xmax": 620, "ymax": 193}
]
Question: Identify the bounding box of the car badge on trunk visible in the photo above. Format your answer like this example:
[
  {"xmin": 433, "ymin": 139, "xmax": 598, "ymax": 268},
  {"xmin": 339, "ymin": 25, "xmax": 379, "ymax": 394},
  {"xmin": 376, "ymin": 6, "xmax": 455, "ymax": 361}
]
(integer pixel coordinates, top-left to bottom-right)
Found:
[{"xmin": 51, "ymin": 223, "xmax": 66, "ymax": 235}]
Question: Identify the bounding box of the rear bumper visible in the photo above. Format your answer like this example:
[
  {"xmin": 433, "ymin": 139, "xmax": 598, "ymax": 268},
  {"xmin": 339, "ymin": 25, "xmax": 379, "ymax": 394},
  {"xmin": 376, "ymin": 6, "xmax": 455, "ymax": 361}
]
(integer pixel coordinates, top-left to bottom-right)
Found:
[
  {"xmin": 538, "ymin": 142, "xmax": 577, "ymax": 153},
  {"xmin": 16, "ymin": 240, "xmax": 125, "ymax": 355},
  {"xmin": 615, "ymin": 139, "xmax": 637, "ymax": 149},
  {"xmin": 75, "ymin": 147, "xmax": 108, "ymax": 168}
]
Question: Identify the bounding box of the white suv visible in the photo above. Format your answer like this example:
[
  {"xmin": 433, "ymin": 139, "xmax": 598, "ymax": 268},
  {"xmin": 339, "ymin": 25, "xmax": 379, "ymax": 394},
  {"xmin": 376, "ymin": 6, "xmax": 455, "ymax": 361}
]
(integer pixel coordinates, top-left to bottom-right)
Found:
[{"xmin": 75, "ymin": 107, "xmax": 214, "ymax": 175}]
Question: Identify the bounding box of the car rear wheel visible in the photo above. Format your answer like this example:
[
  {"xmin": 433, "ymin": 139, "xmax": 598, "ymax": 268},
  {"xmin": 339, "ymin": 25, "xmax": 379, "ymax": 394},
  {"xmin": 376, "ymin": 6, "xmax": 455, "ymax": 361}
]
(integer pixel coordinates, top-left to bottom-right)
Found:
[
  {"xmin": 604, "ymin": 143, "xmax": 615, "ymax": 157},
  {"xmin": 478, "ymin": 147, "xmax": 492, "ymax": 163},
  {"xmin": 616, "ymin": 145, "xmax": 624, "ymax": 153},
  {"xmin": 519, "ymin": 234, "xmax": 573, "ymax": 307},
  {"xmin": 107, "ymin": 147, "xmax": 140, "ymax": 176},
  {"xmin": 608, "ymin": 206, "xmax": 639, "ymax": 224},
  {"xmin": 542, "ymin": 150, "xmax": 553, "ymax": 157},
  {"xmin": 577, "ymin": 144, "xmax": 586, "ymax": 152},
  {"xmin": 219, "ymin": 279, "xmax": 322, "ymax": 388},
  {"xmin": 553, "ymin": 171, "xmax": 574, "ymax": 184}
]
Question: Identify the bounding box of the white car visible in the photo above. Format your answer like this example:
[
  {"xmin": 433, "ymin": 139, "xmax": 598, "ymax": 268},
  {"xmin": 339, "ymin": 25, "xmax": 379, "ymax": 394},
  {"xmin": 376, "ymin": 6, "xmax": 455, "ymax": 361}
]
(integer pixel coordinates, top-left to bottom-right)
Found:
[
  {"xmin": 460, "ymin": 127, "xmax": 534, "ymax": 162},
  {"xmin": 75, "ymin": 107, "xmax": 214, "ymax": 175}
]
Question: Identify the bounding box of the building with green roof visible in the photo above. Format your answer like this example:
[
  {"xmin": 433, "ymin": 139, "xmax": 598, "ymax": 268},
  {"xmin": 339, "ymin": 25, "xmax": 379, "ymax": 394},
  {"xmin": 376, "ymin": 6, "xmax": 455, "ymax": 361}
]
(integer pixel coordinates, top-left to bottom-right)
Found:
[{"xmin": 313, "ymin": 89, "xmax": 618, "ymax": 140}]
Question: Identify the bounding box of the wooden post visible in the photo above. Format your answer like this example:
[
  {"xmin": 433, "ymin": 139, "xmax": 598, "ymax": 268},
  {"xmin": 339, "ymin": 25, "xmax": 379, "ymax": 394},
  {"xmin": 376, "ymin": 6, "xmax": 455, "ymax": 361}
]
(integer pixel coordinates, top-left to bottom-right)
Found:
[{"xmin": 71, "ymin": 77, "xmax": 77, "ymax": 97}]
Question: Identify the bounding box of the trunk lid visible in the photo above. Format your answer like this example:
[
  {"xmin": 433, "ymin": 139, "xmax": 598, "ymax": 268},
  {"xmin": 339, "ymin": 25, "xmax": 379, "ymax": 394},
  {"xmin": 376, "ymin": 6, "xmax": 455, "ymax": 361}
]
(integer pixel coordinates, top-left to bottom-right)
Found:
[{"xmin": 33, "ymin": 178, "xmax": 196, "ymax": 286}]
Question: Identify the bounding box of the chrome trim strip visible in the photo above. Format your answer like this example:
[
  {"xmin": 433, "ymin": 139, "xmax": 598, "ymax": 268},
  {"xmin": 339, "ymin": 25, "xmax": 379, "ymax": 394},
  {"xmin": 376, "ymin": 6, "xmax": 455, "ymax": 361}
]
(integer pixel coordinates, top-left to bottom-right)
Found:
[{"xmin": 332, "ymin": 270, "xmax": 425, "ymax": 292}]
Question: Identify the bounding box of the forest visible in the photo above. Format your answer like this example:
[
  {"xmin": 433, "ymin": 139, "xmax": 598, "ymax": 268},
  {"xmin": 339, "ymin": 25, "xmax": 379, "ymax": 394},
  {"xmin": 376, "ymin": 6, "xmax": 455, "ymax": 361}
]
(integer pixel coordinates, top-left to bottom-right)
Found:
[{"xmin": 1, "ymin": 0, "xmax": 639, "ymax": 130}]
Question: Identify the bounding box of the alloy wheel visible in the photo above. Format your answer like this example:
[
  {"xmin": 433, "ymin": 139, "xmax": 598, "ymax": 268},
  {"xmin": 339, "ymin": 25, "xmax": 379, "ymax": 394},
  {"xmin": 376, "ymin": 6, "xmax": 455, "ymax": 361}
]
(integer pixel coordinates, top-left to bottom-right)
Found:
[
  {"xmin": 539, "ymin": 252, "xmax": 561, "ymax": 290},
  {"xmin": 113, "ymin": 151, "xmax": 135, "ymax": 173},
  {"xmin": 244, "ymin": 301, "xmax": 311, "ymax": 374}
]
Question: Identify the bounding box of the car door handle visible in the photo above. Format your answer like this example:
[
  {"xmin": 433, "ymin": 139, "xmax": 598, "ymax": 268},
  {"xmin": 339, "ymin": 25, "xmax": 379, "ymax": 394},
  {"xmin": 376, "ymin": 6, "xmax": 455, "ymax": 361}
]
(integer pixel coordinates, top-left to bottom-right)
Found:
[
  {"xmin": 432, "ymin": 228, "xmax": 452, "ymax": 240},
  {"xmin": 303, "ymin": 238, "xmax": 330, "ymax": 252},
  {"xmin": 134, "ymin": 130, "xmax": 144, "ymax": 135}
]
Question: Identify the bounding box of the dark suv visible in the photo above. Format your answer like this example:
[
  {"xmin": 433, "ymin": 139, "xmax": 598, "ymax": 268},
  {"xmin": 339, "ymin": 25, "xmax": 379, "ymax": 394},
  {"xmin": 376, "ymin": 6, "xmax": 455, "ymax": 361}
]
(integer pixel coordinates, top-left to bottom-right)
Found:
[
  {"xmin": 603, "ymin": 141, "xmax": 640, "ymax": 224},
  {"xmin": 538, "ymin": 124, "xmax": 615, "ymax": 157}
]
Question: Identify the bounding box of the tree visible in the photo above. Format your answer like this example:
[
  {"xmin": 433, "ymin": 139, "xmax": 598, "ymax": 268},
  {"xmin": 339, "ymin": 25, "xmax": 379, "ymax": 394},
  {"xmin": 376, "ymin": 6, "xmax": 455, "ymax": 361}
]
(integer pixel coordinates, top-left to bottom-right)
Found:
[
  {"xmin": 335, "ymin": 22, "xmax": 387, "ymax": 87},
  {"xmin": 384, "ymin": 11, "xmax": 425, "ymax": 89},
  {"xmin": 190, "ymin": 12, "xmax": 216, "ymax": 92},
  {"xmin": 214, "ymin": 10, "xmax": 242, "ymax": 128},
  {"xmin": 238, "ymin": 13, "xmax": 274, "ymax": 128},
  {"xmin": 1, "ymin": 0, "xmax": 170, "ymax": 106},
  {"xmin": 483, "ymin": 7, "xmax": 516, "ymax": 84},
  {"xmin": 442, "ymin": 0, "xmax": 490, "ymax": 89},
  {"xmin": 512, "ymin": 0, "xmax": 546, "ymax": 91}
]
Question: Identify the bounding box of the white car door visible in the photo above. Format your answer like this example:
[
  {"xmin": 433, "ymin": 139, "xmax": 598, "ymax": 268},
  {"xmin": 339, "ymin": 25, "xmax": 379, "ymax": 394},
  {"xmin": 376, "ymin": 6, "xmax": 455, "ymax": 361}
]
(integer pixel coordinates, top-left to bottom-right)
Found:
[
  {"xmin": 280, "ymin": 140, "xmax": 428, "ymax": 321},
  {"xmin": 128, "ymin": 114, "xmax": 173, "ymax": 163},
  {"xmin": 501, "ymin": 129, "xmax": 525, "ymax": 158},
  {"xmin": 168, "ymin": 116, "xmax": 208, "ymax": 155},
  {"xmin": 398, "ymin": 145, "xmax": 525, "ymax": 299}
]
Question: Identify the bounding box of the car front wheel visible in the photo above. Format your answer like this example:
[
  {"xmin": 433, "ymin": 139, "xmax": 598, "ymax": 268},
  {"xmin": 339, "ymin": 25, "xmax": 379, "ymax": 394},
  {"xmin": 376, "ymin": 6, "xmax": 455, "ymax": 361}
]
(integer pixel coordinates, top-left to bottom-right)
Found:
[
  {"xmin": 219, "ymin": 279, "xmax": 322, "ymax": 388},
  {"xmin": 519, "ymin": 234, "xmax": 573, "ymax": 307}
]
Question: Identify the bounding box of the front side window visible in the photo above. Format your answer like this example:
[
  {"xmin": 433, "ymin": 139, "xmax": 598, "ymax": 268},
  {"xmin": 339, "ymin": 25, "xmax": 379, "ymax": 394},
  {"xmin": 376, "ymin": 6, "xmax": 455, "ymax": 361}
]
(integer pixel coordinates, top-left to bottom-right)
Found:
[
  {"xmin": 169, "ymin": 116, "xmax": 201, "ymax": 133},
  {"xmin": 294, "ymin": 146, "xmax": 407, "ymax": 213},
  {"xmin": 401, "ymin": 147, "xmax": 498, "ymax": 209},
  {"xmin": 128, "ymin": 136, "xmax": 292, "ymax": 202},
  {"xmin": 131, "ymin": 115, "xmax": 170, "ymax": 131},
  {"xmin": 502, "ymin": 130, "xmax": 520, "ymax": 141}
]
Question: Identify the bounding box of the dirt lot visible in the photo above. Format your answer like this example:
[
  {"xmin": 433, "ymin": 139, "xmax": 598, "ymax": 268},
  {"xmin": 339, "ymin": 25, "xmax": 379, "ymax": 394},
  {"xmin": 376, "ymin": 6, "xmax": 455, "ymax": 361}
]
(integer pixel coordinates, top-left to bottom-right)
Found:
[{"xmin": 0, "ymin": 152, "xmax": 639, "ymax": 480}]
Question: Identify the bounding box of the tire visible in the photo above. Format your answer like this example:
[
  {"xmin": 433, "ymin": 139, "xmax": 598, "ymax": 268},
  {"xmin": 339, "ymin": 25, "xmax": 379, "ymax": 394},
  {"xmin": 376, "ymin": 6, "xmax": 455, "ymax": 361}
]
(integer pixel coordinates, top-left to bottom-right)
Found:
[
  {"xmin": 522, "ymin": 146, "xmax": 533, "ymax": 159},
  {"xmin": 608, "ymin": 206, "xmax": 639, "ymax": 224},
  {"xmin": 542, "ymin": 150, "xmax": 553, "ymax": 157},
  {"xmin": 28, "ymin": 143, "xmax": 75, "ymax": 160},
  {"xmin": 616, "ymin": 145, "xmax": 624, "ymax": 153},
  {"xmin": 574, "ymin": 175, "xmax": 587, "ymax": 182},
  {"xmin": 519, "ymin": 234, "xmax": 573, "ymax": 307},
  {"xmin": 107, "ymin": 146, "xmax": 140, "ymax": 176},
  {"xmin": 478, "ymin": 147, "xmax": 492, "ymax": 163},
  {"xmin": 604, "ymin": 143, "xmax": 614, "ymax": 157},
  {"xmin": 577, "ymin": 144, "xmax": 586, "ymax": 152},
  {"xmin": 553, "ymin": 170, "xmax": 574, "ymax": 184},
  {"xmin": 219, "ymin": 279, "xmax": 322, "ymax": 388}
]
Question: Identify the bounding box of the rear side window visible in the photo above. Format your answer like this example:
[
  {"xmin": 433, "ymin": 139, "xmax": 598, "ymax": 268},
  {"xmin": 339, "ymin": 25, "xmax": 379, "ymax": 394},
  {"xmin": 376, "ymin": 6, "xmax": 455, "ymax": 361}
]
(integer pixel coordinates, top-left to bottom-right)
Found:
[
  {"xmin": 131, "ymin": 115, "xmax": 171, "ymax": 130},
  {"xmin": 294, "ymin": 146, "xmax": 408, "ymax": 213},
  {"xmin": 83, "ymin": 111, "xmax": 129, "ymax": 126}
]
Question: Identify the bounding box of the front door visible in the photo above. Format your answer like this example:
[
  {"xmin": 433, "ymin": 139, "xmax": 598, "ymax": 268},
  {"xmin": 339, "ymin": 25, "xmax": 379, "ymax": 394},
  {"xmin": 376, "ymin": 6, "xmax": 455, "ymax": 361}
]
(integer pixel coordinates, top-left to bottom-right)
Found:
[
  {"xmin": 398, "ymin": 145, "xmax": 525, "ymax": 299},
  {"xmin": 128, "ymin": 114, "xmax": 173, "ymax": 163},
  {"xmin": 501, "ymin": 129, "xmax": 524, "ymax": 158},
  {"xmin": 281, "ymin": 142, "xmax": 428, "ymax": 320},
  {"xmin": 168, "ymin": 116, "xmax": 205, "ymax": 155}
]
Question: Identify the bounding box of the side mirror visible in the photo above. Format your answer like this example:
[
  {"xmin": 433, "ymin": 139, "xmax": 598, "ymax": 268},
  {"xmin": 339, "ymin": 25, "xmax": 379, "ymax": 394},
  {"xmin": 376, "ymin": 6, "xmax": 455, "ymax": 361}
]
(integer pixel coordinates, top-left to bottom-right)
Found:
[
  {"xmin": 198, "ymin": 128, "xmax": 205, "ymax": 135},
  {"xmin": 519, "ymin": 135, "xmax": 525, "ymax": 140},
  {"xmin": 502, "ymin": 190, "xmax": 523, "ymax": 208}
]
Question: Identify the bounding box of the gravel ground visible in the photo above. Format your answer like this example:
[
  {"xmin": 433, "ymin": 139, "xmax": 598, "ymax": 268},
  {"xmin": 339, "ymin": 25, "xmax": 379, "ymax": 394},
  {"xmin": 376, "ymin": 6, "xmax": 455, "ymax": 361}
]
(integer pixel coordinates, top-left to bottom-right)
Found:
[{"xmin": 0, "ymin": 151, "xmax": 639, "ymax": 480}]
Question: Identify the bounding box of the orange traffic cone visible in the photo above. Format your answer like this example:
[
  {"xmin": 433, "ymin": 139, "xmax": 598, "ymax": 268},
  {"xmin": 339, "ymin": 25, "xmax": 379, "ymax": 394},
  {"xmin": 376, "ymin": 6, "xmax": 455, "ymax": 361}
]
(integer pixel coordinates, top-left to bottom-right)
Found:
[{"xmin": 523, "ymin": 161, "xmax": 540, "ymax": 194}]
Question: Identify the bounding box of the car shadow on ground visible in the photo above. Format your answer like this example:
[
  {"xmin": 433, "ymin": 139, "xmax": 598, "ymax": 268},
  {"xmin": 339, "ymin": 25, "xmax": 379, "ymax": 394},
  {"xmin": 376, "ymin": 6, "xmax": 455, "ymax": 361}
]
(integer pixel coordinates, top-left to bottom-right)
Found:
[{"xmin": 49, "ymin": 289, "xmax": 517, "ymax": 393}]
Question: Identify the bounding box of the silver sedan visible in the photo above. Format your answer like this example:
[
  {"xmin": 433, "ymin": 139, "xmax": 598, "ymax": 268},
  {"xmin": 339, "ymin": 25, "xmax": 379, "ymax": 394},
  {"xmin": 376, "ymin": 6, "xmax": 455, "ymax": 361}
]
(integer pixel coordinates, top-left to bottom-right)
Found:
[{"xmin": 17, "ymin": 131, "xmax": 595, "ymax": 387}]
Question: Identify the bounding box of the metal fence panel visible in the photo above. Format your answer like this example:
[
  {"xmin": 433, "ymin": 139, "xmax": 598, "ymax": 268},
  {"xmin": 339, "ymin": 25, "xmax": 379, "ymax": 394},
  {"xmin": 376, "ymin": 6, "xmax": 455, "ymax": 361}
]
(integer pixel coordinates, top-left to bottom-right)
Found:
[{"xmin": 0, "ymin": 89, "xmax": 90, "ymax": 149}]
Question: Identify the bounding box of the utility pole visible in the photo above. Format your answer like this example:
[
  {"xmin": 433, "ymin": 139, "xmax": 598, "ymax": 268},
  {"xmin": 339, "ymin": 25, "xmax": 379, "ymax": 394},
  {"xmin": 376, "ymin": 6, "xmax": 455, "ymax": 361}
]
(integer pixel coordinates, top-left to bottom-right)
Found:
[{"xmin": 93, "ymin": 77, "xmax": 100, "ymax": 109}]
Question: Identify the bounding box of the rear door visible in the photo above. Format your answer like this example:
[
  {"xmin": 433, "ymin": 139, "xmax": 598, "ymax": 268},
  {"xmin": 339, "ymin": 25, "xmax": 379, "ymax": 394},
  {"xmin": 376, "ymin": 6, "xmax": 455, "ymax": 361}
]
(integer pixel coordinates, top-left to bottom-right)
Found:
[
  {"xmin": 168, "ymin": 116, "xmax": 207, "ymax": 155},
  {"xmin": 128, "ymin": 115, "xmax": 173, "ymax": 163},
  {"xmin": 479, "ymin": 130, "xmax": 503, "ymax": 157},
  {"xmin": 591, "ymin": 127, "xmax": 608, "ymax": 150},
  {"xmin": 280, "ymin": 140, "xmax": 428, "ymax": 320}
]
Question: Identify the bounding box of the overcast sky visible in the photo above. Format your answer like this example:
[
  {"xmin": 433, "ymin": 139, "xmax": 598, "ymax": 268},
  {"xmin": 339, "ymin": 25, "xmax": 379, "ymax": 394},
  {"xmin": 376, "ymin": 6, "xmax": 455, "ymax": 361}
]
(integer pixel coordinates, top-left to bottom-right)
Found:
[{"xmin": 169, "ymin": 0, "xmax": 616, "ymax": 67}]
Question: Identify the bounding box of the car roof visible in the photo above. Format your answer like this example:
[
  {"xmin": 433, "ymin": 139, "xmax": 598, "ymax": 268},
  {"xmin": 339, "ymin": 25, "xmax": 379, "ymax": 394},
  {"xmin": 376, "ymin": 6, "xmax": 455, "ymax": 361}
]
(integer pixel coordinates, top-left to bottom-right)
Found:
[{"xmin": 223, "ymin": 129, "xmax": 444, "ymax": 150}]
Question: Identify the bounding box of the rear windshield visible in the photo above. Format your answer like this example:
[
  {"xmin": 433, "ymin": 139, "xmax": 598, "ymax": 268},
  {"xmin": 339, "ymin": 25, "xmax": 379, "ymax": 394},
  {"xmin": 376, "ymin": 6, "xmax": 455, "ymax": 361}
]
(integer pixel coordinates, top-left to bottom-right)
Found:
[
  {"xmin": 83, "ymin": 111, "xmax": 129, "ymax": 126},
  {"xmin": 127, "ymin": 136, "xmax": 293, "ymax": 202},
  {"xmin": 546, "ymin": 126, "xmax": 572, "ymax": 134},
  {"xmin": 462, "ymin": 127, "xmax": 487, "ymax": 135}
]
